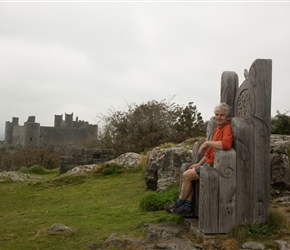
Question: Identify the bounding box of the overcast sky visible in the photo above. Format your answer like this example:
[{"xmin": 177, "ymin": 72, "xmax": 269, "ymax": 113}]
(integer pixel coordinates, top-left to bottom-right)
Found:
[{"xmin": 0, "ymin": 1, "xmax": 289, "ymax": 140}]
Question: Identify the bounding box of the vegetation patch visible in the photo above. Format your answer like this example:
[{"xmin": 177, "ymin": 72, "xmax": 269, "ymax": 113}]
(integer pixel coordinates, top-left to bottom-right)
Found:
[
  {"xmin": 139, "ymin": 187, "xmax": 179, "ymax": 212},
  {"xmin": 47, "ymin": 174, "xmax": 87, "ymax": 186},
  {"xmin": 0, "ymin": 167, "xmax": 176, "ymax": 250},
  {"xmin": 101, "ymin": 163, "xmax": 123, "ymax": 176},
  {"xmin": 229, "ymin": 207, "xmax": 289, "ymax": 244},
  {"xmin": 19, "ymin": 164, "xmax": 46, "ymax": 174},
  {"xmin": 0, "ymin": 145, "xmax": 62, "ymax": 172}
]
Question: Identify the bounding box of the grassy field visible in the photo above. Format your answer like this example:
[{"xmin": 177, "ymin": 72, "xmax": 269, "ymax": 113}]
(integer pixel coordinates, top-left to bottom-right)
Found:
[
  {"xmin": 1, "ymin": 167, "xmax": 290, "ymax": 250},
  {"xmin": 0, "ymin": 169, "xmax": 178, "ymax": 250}
]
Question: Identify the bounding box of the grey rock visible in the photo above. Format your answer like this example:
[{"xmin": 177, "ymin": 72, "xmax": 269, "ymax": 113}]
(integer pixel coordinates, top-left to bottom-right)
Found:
[
  {"xmin": 103, "ymin": 222, "xmax": 197, "ymax": 250},
  {"xmin": 145, "ymin": 145, "xmax": 192, "ymax": 191},
  {"xmin": 270, "ymin": 135, "xmax": 290, "ymax": 194},
  {"xmin": 0, "ymin": 171, "xmax": 42, "ymax": 183},
  {"xmin": 67, "ymin": 164, "xmax": 103, "ymax": 175},
  {"xmin": 156, "ymin": 237, "xmax": 197, "ymax": 250},
  {"xmin": 48, "ymin": 223, "xmax": 75, "ymax": 235},
  {"xmin": 275, "ymin": 240, "xmax": 290, "ymax": 250},
  {"xmin": 103, "ymin": 233, "xmax": 145, "ymax": 249},
  {"xmin": 242, "ymin": 241, "xmax": 265, "ymax": 249},
  {"xmin": 105, "ymin": 152, "xmax": 142, "ymax": 168},
  {"xmin": 66, "ymin": 152, "xmax": 142, "ymax": 175}
]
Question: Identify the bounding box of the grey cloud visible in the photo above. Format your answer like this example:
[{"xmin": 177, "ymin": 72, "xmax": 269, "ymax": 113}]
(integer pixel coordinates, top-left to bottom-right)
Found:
[{"xmin": 0, "ymin": 2, "xmax": 289, "ymax": 139}]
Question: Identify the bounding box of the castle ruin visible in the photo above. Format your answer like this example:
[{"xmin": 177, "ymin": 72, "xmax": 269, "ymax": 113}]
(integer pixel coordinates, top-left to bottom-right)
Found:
[{"xmin": 5, "ymin": 113, "xmax": 98, "ymax": 148}]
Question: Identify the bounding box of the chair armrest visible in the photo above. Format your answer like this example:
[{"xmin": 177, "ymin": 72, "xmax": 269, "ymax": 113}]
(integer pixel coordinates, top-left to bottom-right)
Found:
[{"xmin": 214, "ymin": 148, "xmax": 236, "ymax": 179}]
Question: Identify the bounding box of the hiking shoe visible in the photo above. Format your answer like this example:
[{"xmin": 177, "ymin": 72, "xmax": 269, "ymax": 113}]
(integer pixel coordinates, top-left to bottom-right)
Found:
[
  {"xmin": 164, "ymin": 201, "xmax": 180, "ymax": 214},
  {"xmin": 172, "ymin": 205, "xmax": 195, "ymax": 218}
]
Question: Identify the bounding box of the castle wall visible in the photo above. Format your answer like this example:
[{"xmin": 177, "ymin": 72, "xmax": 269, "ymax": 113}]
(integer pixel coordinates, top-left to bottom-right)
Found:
[
  {"xmin": 5, "ymin": 122, "xmax": 14, "ymax": 144},
  {"xmin": 64, "ymin": 113, "xmax": 73, "ymax": 128},
  {"xmin": 12, "ymin": 125, "xmax": 25, "ymax": 145},
  {"xmin": 54, "ymin": 115, "xmax": 63, "ymax": 128},
  {"xmin": 5, "ymin": 118, "xmax": 19, "ymax": 144},
  {"xmin": 5, "ymin": 113, "xmax": 98, "ymax": 148},
  {"xmin": 23, "ymin": 121, "xmax": 40, "ymax": 146},
  {"xmin": 39, "ymin": 127, "xmax": 90, "ymax": 147}
]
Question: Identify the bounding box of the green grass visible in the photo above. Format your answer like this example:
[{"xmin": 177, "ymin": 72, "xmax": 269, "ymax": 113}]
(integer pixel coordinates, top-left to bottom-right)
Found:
[
  {"xmin": 1, "ymin": 167, "xmax": 289, "ymax": 250},
  {"xmin": 0, "ymin": 169, "xmax": 179, "ymax": 250}
]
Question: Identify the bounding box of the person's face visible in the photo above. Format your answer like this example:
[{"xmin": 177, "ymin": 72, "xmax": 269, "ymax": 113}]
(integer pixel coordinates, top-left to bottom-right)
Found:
[{"xmin": 214, "ymin": 109, "xmax": 229, "ymax": 127}]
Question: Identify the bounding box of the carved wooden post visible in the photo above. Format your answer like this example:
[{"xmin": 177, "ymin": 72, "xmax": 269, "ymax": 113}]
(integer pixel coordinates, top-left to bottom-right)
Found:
[
  {"xmin": 234, "ymin": 59, "xmax": 272, "ymax": 224},
  {"xmin": 199, "ymin": 165, "xmax": 219, "ymax": 233},
  {"xmin": 220, "ymin": 71, "xmax": 238, "ymax": 117},
  {"xmin": 232, "ymin": 118, "xmax": 254, "ymax": 223}
]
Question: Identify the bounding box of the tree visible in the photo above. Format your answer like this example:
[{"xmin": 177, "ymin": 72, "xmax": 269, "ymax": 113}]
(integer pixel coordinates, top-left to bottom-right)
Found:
[
  {"xmin": 271, "ymin": 111, "xmax": 290, "ymax": 135},
  {"xmin": 97, "ymin": 100, "xmax": 204, "ymax": 156},
  {"xmin": 174, "ymin": 101, "xmax": 204, "ymax": 141}
]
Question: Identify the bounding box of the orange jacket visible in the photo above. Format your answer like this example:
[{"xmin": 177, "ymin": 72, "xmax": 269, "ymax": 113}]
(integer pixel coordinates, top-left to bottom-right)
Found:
[{"xmin": 204, "ymin": 123, "xmax": 233, "ymax": 165}]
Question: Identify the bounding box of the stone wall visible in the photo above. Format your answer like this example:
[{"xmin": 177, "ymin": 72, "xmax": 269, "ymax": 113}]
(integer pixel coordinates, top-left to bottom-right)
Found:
[{"xmin": 59, "ymin": 147, "xmax": 115, "ymax": 174}]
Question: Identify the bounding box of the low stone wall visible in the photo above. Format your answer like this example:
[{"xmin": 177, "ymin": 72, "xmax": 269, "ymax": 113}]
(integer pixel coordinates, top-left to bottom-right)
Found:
[{"xmin": 59, "ymin": 147, "xmax": 114, "ymax": 174}]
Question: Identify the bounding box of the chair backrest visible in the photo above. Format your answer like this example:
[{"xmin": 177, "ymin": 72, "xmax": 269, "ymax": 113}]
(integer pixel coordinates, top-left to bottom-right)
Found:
[{"xmin": 221, "ymin": 59, "xmax": 272, "ymax": 224}]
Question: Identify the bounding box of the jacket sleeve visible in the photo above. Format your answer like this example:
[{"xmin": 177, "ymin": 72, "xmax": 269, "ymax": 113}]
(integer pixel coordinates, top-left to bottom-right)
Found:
[{"xmin": 221, "ymin": 124, "xmax": 233, "ymax": 150}]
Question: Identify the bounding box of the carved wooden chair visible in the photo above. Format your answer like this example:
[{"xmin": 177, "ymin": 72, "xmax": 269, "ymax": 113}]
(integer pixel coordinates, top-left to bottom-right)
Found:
[{"xmin": 181, "ymin": 59, "xmax": 272, "ymax": 234}]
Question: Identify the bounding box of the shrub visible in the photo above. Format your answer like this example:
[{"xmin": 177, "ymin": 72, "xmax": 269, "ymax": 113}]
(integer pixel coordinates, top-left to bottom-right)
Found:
[
  {"xmin": 271, "ymin": 111, "xmax": 290, "ymax": 135},
  {"xmin": 101, "ymin": 163, "xmax": 123, "ymax": 176},
  {"xmin": 19, "ymin": 165, "xmax": 45, "ymax": 174},
  {"xmin": 0, "ymin": 145, "xmax": 62, "ymax": 171},
  {"xmin": 18, "ymin": 166, "xmax": 29, "ymax": 174},
  {"xmin": 139, "ymin": 187, "xmax": 179, "ymax": 212},
  {"xmin": 229, "ymin": 208, "xmax": 285, "ymax": 243},
  {"xmin": 97, "ymin": 100, "xmax": 204, "ymax": 156},
  {"xmin": 29, "ymin": 165, "xmax": 46, "ymax": 174}
]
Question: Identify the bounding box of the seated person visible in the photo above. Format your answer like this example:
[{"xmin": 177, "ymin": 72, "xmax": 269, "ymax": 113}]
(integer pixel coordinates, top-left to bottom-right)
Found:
[{"xmin": 165, "ymin": 102, "xmax": 233, "ymax": 217}]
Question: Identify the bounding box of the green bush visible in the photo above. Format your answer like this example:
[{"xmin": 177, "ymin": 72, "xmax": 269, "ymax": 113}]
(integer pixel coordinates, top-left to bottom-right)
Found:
[
  {"xmin": 18, "ymin": 167, "xmax": 29, "ymax": 174},
  {"xmin": 0, "ymin": 145, "xmax": 62, "ymax": 172},
  {"xmin": 97, "ymin": 100, "xmax": 204, "ymax": 156},
  {"xmin": 29, "ymin": 165, "xmax": 46, "ymax": 174},
  {"xmin": 19, "ymin": 165, "xmax": 45, "ymax": 174},
  {"xmin": 139, "ymin": 187, "xmax": 179, "ymax": 212},
  {"xmin": 101, "ymin": 163, "xmax": 123, "ymax": 176},
  {"xmin": 271, "ymin": 111, "xmax": 290, "ymax": 135}
]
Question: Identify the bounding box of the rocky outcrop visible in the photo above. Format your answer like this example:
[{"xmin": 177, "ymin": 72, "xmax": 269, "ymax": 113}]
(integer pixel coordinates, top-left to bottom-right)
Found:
[
  {"xmin": 0, "ymin": 171, "xmax": 42, "ymax": 183},
  {"xmin": 105, "ymin": 152, "xmax": 142, "ymax": 169},
  {"xmin": 145, "ymin": 135, "xmax": 290, "ymax": 193},
  {"xmin": 102, "ymin": 221, "xmax": 198, "ymax": 250},
  {"xmin": 66, "ymin": 164, "xmax": 103, "ymax": 175},
  {"xmin": 66, "ymin": 152, "xmax": 142, "ymax": 176},
  {"xmin": 101, "ymin": 219, "xmax": 290, "ymax": 249},
  {"xmin": 145, "ymin": 144, "xmax": 192, "ymax": 191},
  {"xmin": 270, "ymin": 135, "xmax": 290, "ymax": 196}
]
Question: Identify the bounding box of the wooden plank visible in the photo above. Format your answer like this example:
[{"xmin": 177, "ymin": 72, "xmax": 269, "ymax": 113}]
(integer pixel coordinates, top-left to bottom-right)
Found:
[
  {"xmin": 199, "ymin": 165, "xmax": 219, "ymax": 234},
  {"xmin": 220, "ymin": 71, "xmax": 239, "ymax": 117},
  {"xmin": 232, "ymin": 117, "xmax": 254, "ymax": 224},
  {"xmin": 215, "ymin": 148, "xmax": 237, "ymax": 233},
  {"xmin": 248, "ymin": 59, "xmax": 272, "ymax": 223}
]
